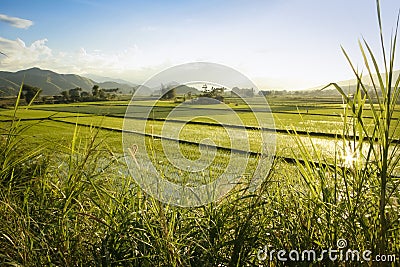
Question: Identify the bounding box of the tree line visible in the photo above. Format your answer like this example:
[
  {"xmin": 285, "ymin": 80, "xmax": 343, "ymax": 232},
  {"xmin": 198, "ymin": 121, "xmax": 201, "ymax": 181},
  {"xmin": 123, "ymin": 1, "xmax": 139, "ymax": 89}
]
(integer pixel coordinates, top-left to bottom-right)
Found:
[
  {"xmin": 60, "ymin": 85, "xmax": 120, "ymax": 102},
  {"xmin": 20, "ymin": 84, "xmax": 121, "ymax": 104}
]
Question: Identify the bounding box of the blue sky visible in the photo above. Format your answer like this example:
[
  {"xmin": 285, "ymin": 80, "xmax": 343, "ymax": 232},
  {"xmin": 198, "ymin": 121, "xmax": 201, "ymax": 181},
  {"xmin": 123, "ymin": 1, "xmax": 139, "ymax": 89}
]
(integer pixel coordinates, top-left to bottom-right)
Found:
[{"xmin": 0, "ymin": 0, "xmax": 399, "ymax": 90}]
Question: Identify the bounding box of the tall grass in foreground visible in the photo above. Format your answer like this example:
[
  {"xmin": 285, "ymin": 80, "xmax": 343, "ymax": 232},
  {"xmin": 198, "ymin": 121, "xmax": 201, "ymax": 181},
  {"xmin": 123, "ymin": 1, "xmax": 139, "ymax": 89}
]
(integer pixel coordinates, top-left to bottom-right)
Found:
[
  {"xmin": 0, "ymin": 86, "xmax": 279, "ymax": 266},
  {"xmin": 292, "ymin": 0, "xmax": 400, "ymax": 258},
  {"xmin": 0, "ymin": 107, "xmax": 279, "ymax": 266},
  {"xmin": 0, "ymin": 85, "xmax": 118, "ymax": 265}
]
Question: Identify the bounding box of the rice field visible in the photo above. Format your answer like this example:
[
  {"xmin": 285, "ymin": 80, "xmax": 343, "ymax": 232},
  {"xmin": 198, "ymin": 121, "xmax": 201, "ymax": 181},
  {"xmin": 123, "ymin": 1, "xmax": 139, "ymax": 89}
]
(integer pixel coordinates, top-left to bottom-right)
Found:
[{"xmin": 0, "ymin": 89, "xmax": 399, "ymax": 266}]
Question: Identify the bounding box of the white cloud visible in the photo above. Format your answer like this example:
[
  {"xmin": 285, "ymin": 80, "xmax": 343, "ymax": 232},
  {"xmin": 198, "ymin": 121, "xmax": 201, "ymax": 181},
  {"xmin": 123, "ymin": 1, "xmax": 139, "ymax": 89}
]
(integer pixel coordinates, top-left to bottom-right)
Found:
[
  {"xmin": 0, "ymin": 37, "xmax": 52, "ymax": 69},
  {"xmin": 0, "ymin": 14, "xmax": 33, "ymax": 29},
  {"xmin": 0, "ymin": 36, "xmax": 169, "ymax": 84}
]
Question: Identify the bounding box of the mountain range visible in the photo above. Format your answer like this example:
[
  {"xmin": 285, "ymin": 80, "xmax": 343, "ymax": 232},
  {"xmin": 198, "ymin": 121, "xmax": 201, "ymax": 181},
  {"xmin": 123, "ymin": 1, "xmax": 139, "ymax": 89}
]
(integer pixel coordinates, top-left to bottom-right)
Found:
[
  {"xmin": 0, "ymin": 67, "xmax": 137, "ymax": 96},
  {"xmin": 1, "ymin": 67, "xmax": 398, "ymax": 97},
  {"xmin": 0, "ymin": 67, "xmax": 202, "ymax": 97}
]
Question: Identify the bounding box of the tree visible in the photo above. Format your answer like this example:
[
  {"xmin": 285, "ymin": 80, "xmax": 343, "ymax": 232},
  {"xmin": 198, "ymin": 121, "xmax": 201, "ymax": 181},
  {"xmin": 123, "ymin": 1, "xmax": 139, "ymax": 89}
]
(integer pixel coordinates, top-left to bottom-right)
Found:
[
  {"xmin": 200, "ymin": 87, "xmax": 224, "ymax": 102},
  {"xmin": 103, "ymin": 88, "xmax": 119, "ymax": 93},
  {"xmin": 211, "ymin": 87, "xmax": 224, "ymax": 98},
  {"xmin": 161, "ymin": 86, "xmax": 176, "ymax": 100},
  {"xmin": 61, "ymin": 90, "xmax": 70, "ymax": 102},
  {"xmin": 81, "ymin": 91, "xmax": 90, "ymax": 98},
  {"xmin": 22, "ymin": 84, "xmax": 42, "ymax": 104},
  {"xmin": 92, "ymin": 85, "xmax": 99, "ymax": 97},
  {"xmin": 98, "ymin": 89, "xmax": 106, "ymax": 99},
  {"xmin": 69, "ymin": 87, "xmax": 82, "ymax": 101},
  {"xmin": 246, "ymin": 88, "xmax": 254, "ymax": 97}
]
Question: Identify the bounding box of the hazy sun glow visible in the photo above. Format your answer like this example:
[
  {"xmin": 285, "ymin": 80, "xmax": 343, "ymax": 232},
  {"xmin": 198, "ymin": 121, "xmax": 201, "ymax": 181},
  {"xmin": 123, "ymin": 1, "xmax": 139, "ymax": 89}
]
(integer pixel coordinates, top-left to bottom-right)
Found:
[{"xmin": 342, "ymin": 146, "xmax": 360, "ymax": 168}]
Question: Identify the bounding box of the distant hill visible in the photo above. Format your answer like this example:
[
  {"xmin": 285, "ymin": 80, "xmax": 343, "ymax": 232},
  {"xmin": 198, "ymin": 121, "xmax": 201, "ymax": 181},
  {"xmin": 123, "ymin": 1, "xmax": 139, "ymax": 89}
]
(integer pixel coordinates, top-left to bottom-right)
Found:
[
  {"xmin": 174, "ymin": 84, "xmax": 201, "ymax": 95},
  {"xmin": 83, "ymin": 73, "xmax": 135, "ymax": 86},
  {"xmin": 0, "ymin": 67, "xmax": 138, "ymax": 96},
  {"xmin": 305, "ymin": 70, "xmax": 400, "ymax": 96},
  {"xmin": 151, "ymin": 84, "xmax": 201, "ymax": 96}
]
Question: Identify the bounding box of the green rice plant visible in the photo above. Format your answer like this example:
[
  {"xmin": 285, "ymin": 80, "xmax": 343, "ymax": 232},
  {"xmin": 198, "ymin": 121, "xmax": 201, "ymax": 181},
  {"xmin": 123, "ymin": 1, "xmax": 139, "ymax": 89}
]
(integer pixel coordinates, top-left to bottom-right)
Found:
[{"xmin": 0, "ymin": 84, "xmax": 46, "ymax": 193}]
